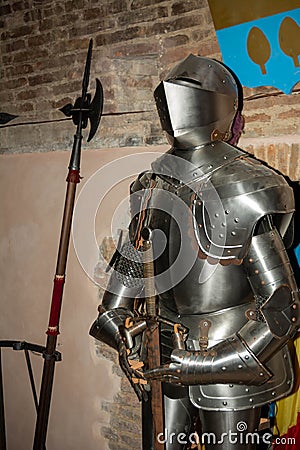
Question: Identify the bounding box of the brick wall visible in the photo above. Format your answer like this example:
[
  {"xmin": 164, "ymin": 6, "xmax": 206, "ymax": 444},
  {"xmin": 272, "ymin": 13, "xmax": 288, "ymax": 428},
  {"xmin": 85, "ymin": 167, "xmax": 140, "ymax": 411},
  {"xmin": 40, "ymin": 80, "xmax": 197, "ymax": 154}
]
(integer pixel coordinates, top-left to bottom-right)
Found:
[{"xmin": 0, "ymin": 0, "xmax": 299, "ymax": 179}]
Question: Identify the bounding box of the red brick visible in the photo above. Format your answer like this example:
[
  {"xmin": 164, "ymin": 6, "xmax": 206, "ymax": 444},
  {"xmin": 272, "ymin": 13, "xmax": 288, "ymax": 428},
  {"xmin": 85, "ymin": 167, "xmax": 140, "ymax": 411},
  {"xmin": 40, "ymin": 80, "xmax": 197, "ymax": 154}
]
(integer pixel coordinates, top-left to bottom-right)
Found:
[
  {"xmin": 118, "ymin": 6, "xmax": 168, "ymax": 26},
  {"xmin": 162, "ymin": 34, "xmax": 189, "ymax": 48},
  {"xmin": 112, "ymin": 41, "xmax": 160, "ymax": 57},
  {"xmin": 28, "ymin": 72, "xmax": 59, "ymax": 87},
  {"xmin": 5, "ymin": 39, "xmax": 25, "ymax": 52},
  {"xmin": 266, "ymin": 144, "xmax": 276, "ymax": 168},
  {"xmin": 5, "ymin": 63, "xmax": 34, "ymax": 77},
  {"xmin": 131, "ymin": 0, "xmax": 165, "ymax": 9},
  {"xmin": 1, "ymin": 77, "xmax": 27, "ymax": 89},
  {"xmin": 96, "ymin": 0, "xmax": 128, "ymax": 17},
  {"xmin": 149, "ymin": 13, "xmax": 205, "ymax": 36},
  {"xmin": 0, "ymin": 4, "xmax": 12, "ymax": 15},
  {"xmin": 10, "ymin": 48, "xmax": 48, "ymax": 64},
  {"xmin": 277, "ymin": 144, "xmax": 289, "ymax": 175},
  {"xmin": 23, "ymin": 8, "xmax": 43, "ymax": 23},
  {"xmin": 65, "ymin": 0, "xmax": 85, "ymax": 12},
  {"xmin": 96, "ymin": 26, "xmax": 142, "ymax": 46},
  {"xmin": 289, "ymin": 144, "xmax": 300, "ymax": 181},
  {"xmin": 18, "ymin": 102, "xmax": 34, "ymax": 112},
  {"xmin": 171, "ymin": 0, "xmax": 206, "ymax": 15},
  {"xmin": 277, "ymin": 108, "xmax": 299, "ymax": 120},
  {"xmin": 254, "ymin": 145, "xmax": 266, "ymax": 162},
  {"xmin": 12, "ymin": 1, "xmax": 30, "ymax": 12},
  {"xmin": 244, "ymin": 113, "xmax": 271, "ymax": 123},
  {"xmin": 7, "ymin": 24, "xmax": 36, "ymax": 39},
  {"xmin": 28, "ymin": 33, "xmax": 50, "ymax": 47}
]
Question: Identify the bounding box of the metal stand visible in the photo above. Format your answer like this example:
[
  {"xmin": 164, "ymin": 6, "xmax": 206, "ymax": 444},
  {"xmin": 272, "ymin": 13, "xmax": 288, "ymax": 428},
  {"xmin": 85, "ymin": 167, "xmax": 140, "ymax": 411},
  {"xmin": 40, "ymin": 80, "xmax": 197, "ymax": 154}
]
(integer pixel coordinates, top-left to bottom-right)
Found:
[{"xmin": 0, "ymin": 341, "xmax": 61, "ymax": 450}]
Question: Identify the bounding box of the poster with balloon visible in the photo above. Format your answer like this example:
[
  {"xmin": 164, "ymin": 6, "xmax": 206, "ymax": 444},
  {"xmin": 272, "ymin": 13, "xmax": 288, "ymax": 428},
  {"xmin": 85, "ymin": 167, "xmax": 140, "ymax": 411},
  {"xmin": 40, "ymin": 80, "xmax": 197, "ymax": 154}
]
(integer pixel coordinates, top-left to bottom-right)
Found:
[{"xmin": 208, "ymin": 0, "xmax": 300, "ymax": 94}]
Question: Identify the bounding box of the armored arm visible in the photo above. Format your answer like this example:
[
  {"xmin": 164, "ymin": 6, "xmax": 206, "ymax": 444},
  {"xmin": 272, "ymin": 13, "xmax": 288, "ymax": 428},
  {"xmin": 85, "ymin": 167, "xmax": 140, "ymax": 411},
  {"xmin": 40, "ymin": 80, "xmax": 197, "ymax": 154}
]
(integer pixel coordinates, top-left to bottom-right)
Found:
[
  {"xmin": 145, "ymin": 216, "xmax": 300, "ymax": 386},
  {"xmin": 89, "ymin": 170, "xmax": 149, "ymax": 349}
]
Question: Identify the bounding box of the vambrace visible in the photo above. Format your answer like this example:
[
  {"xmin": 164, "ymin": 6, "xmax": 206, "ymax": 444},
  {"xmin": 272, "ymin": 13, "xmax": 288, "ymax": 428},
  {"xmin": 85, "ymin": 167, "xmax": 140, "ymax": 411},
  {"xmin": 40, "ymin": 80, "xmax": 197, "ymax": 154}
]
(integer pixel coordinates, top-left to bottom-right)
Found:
[
  {"xmin": 102, "ymin": 241, "xmax": 144, "ymax": 310},
  {"xmin": 167, "ymin": 336, "xmax": 272, "ymax": 385},
  {"xmin": 90, "ymin": 241, "xmax": 144, "ymax": 349}
]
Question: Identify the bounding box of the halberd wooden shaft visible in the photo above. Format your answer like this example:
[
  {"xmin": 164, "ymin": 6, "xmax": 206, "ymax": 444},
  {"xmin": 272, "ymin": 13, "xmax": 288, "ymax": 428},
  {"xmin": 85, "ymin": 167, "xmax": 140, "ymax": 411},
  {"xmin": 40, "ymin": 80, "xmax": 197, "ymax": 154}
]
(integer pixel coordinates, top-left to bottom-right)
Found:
[{"xmin": 142, "ymin": 238, "xmax": 165, "ymax": 450}]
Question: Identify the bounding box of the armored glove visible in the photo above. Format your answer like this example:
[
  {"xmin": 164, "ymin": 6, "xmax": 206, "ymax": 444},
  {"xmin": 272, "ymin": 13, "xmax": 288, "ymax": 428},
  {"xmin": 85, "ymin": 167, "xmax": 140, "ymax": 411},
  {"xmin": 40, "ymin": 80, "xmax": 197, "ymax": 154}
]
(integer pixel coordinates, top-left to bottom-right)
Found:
[{"xmin": 90, "ymin": 307, "xmax": 147, "ymax": 401}]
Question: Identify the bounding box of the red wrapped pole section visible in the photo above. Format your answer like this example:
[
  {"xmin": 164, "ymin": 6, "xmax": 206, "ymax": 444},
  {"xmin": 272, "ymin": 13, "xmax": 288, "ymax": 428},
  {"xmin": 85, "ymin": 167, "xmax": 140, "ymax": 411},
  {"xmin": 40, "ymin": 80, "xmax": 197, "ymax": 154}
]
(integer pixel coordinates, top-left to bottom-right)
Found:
[{"xmin": 47, "ymin": 275, "xmax": 65, "ymax": 336}]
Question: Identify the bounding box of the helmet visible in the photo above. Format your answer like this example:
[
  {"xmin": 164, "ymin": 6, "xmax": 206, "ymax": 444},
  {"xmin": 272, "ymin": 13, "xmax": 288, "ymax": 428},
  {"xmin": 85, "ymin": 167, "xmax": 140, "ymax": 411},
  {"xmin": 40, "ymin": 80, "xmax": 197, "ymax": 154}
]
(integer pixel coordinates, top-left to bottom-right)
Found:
[{"xmin": 154, "ymin": 54, "xmax": 239, "ymax": 148}]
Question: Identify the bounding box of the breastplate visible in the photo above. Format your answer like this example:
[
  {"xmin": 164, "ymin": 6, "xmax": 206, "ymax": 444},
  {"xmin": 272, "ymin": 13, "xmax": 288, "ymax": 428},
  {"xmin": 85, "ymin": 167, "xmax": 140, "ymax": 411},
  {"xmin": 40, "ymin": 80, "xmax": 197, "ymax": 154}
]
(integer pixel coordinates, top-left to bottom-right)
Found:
[{"xmin": 149, "ymin": 177, "xmax": 253, "ymax": 315}]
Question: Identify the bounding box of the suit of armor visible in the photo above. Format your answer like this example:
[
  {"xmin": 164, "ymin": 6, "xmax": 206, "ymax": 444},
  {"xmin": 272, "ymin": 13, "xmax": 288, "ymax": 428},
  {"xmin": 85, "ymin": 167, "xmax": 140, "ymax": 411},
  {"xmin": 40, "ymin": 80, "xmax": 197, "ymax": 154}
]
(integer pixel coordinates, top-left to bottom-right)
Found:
[{"xmin": 90, "ymin": 55, "xmax": 300, "ymax": 449}]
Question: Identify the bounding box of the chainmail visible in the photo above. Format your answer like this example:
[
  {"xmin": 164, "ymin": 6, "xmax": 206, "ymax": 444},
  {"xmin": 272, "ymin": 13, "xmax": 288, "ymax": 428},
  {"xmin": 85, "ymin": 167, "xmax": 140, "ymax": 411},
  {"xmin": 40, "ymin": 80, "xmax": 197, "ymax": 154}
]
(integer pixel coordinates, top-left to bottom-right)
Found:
[
  {"xmin": 114, "ymin": 242, "xmax": 144, "ymax": 288},
  {"xmin": 255, "ymin": 295, "xmax": 266, "ymax": 322}
]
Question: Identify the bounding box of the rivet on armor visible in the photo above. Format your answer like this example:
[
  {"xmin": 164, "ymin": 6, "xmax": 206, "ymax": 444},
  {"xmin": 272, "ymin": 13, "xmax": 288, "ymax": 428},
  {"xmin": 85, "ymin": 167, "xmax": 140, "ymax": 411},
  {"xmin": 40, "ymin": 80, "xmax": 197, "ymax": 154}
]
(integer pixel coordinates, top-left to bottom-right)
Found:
[
  {"xmin": 261, "ymin": 281, "xmax": 265, "ymax": 285},
  {"xmin": 221, "ymin": 366, "xmax": 227, "ymax": 371},
  {"xmin": 224, "ymin": 156, "xmax": 227, "ymax": 160},
  {"xmin": 231, "ymin": 231, "xmax": 236, "ymax": 236},
  {"xmin": 245, "ymin": 388, "xmax": 249, "ymax": 392},
  {"xmin": 292, "ymin": 317, "xmax": 297, "ymax": 322},
  {"xmin": 249, "ymin": 398, "xmax": 253, "ymax": 403},
  {"xmin": 227, "ymin": 250, "xmax": 231, "ymax": 253},
  {"xmin": 215, "ymin": 213, "xmax": 219, "ymax": 218},
  {"xmin": 193, "ymin": 172, "xmax": 198, "ymax": 177},
  {"xmin": 245, "ymin": 355, "xmax": 249, "ymax": 360},
  {"xmin": 259, "ymin": 372, "xmax": 264, "ymax": 377},
  {"xmin": 249, "ymin": 258, "xmax": 253, "ymax": 263},
  {"xmin": 272, "ymin": 391, "xmax": 276, "ymax": 396},
  {"xmin": 234, "ymin": 218, "xmax": 239, "ymax": 223},
  {"xmin": 246, "ymin": 309, "xmax": 255, "ymax": 319},
  {"xmin": 222, "ymin": 222, "xmax": 226, "ymax": 227},
  {"xmin": 293, "ymin": 304, "xmax": 297, "ymax": 309},
  {"xmin": 254, "ymin": 270, "xmax": 259, "ymax": 274},
  {"xmin": 223, "ymin": 401, "xmax": 227, "ymax": 406},
  {"xmin": 238, "ymin": 364, "xmax": 243, "ymax": 369},
  {"xmin": 206, "ymin": 244, "xmax": 210, "ymax": 249},
  {"xmin": 219, "ymin": 233, "xmax": 224, "ymax": 238},
  {"xmin": 211, "ymin": 224, "xmax": 215, "ymax": 229},
  {"xmin": 229, "ymin": 384, "xmax": 234, "ymax": 388}
]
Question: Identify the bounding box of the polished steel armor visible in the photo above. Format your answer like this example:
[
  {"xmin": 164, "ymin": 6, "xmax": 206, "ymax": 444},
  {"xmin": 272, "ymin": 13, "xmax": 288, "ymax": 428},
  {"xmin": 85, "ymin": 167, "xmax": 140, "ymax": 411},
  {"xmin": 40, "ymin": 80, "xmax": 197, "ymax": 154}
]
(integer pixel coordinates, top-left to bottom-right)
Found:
[{"xmin": 90, "ymin": 55, "xmax": 299, "ymax": 449}]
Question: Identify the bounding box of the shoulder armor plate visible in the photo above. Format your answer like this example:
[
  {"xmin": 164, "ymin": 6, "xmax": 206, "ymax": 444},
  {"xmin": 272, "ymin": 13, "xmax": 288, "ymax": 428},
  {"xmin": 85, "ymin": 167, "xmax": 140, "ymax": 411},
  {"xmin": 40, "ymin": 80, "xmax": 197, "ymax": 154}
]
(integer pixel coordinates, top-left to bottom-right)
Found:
[
  {"xmin": 193, "ymin": 157, "xmax": 294, "ymax": 262},
  {"xmin": 151, "ymin": 142, "xmax": 295, "ymax": 263}
]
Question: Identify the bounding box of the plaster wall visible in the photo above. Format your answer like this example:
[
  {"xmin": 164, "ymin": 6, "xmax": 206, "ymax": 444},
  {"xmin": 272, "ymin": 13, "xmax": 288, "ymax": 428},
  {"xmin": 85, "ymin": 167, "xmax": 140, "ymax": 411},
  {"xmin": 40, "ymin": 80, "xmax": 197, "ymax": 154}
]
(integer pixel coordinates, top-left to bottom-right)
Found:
[{"xmin": 0, "ymin": 146, "xmax": 165, "ymax": 449}]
